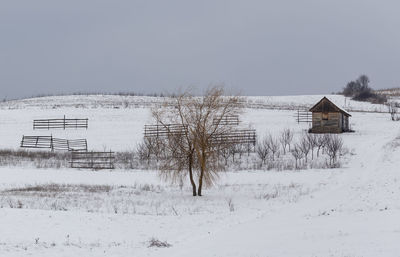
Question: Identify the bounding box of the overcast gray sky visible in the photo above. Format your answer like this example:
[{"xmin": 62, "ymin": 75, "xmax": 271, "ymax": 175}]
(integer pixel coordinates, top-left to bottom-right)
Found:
[{"xmin": 1, "ymin": 0, "xmax": 399, "ymax": 99}]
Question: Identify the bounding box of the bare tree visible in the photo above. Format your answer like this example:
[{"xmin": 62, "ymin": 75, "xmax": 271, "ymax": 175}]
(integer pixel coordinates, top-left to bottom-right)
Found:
[
  {"xmin": 315, "ymin": 134, "xmax": 328, "ymax": 157},
  {"xmin": 299, "ymin": 135, "xmax": 311, "ymax": 163},
  {"xmin": 357, "ymin": 74, "xmax": 370, "ymax": 89},
  {"xmin": 256, "ymin": 138, "xmax": 269, "ymax": 166},
  {"xmin": 388, "ymin": 102, "xmax": 399, "ymax": 121},
  {"xmin": 151, "ymin": 91, "xmax": 198, "ymax": 196},
  {"xmin": 219, "ymin": 147, "xmax": 231, "ymax": 166},
  {"xmin": 230, "ymin": 144, "xmax": 242, "ymax": 162},
  {"xmin": 291, "ymin": 144, "xmax": 304, "ymax": 169},
  {"xmin": 191, "ymin": 87, "xmax": 243, "ymax": 196},
  {"xmin": 266, "ymin": 135, "xmax": 279, "ymax": 161},
  {"xmin": 279, "ymin": 128, "xmax": 293, "ymax": 154},
  {"xmin": 149, "ymin": 137, "xmax": 167, "ymax": 162},
  {"xmin": 151, "ymin": 86, "xmax": 242, "ymax": 196},
  {"xmin": 136, "ymin": 137, "xmax": 159, "ymax": 165},
  {"xmin": 325, "ymin": 135, "xmax": 343, "ymax": 166},
  {"xmin": 306, "ymin": 133, "xmax": 318, "ymax": 160},
  {"xmin": 233, "ymin": 143, "xmax": 246, "ymax": 160}
]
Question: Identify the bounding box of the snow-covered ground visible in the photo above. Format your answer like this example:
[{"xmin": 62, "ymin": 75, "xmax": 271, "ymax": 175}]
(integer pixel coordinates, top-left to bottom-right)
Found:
[
  {"xmin": 0, "ymin": 95, "xmax": 399, "ymax": 256},
  {"xmin": 0, "ymin": 94, "xmax": 375, "ymax": 151},
  {"xmin": 0, "ymin": 93, "xmax": 392, "ymax": 112},
  {"xmin": 0, "ymin": 107, "xmax": 151, "ymax": 151}
]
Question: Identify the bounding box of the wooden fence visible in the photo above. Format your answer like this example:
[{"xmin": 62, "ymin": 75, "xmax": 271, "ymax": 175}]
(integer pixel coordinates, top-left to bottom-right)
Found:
[
  {"xmin": 66, "ymin": 139, "xmax": 88, "ymax": 151},
  {"xmin": 211, "ymin": 129, "xmax": 257, "ymax": 146},
  {"xmin": 33, "ymin": 116, "xmax": 88, "ymax": 130},
  {"xmin": 212, "ymin": 115, "xmax": 240, "ymax": 126},
  {"xmin": 144, "ymin": 124, "xmax": 188, "ymax": 138},
  {"xmin": 20, "ymin": 136, "xmax": 53, "ymax": 149},
  {"xmin": 70, "ymin": 151, "xmax": 115, "ymax": 169},
  {"xmin": 20, "ymin": 136, "xmax": 87, "ymax": 151},
  {"xmin": 294, "ymin": 110, "xmax": 312, "ymax": 123},
  {"xmin": 144, "ymin": 121, "xmax": 257, "ymax": 153}
]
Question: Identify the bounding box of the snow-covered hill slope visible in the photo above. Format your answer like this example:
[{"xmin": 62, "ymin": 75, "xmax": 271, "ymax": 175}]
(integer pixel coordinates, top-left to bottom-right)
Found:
[
  {"xmin": 0, "ymin": 94, "xmax": 399, "ymax": 256},
  {"xmin": 0, "ymin": 94, "xmax": 391, "ymax": 151},
  {"xmin": 157, "ymin": 112, "xmax": 400, "ymax": 257},
  {"xmin": 0, "ymin": 94, "xmax": 392, "ymax": 112}
]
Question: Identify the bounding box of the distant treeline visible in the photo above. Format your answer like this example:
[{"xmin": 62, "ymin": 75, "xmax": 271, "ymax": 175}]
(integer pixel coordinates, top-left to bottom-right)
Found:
[
  {"xmin": 3, "ymin": 91, "xmax": 180, "ymax": 102},
  {"xmin": 340, "ymin": 75, "xmax": 387, "ymax": 104}
]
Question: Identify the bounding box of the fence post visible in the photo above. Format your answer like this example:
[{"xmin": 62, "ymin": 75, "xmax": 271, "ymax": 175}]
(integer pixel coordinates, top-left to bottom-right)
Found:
[
  {"xmin": 297, "ymin": 110, "xmax": 300, "ymax": 124},
  {"xmin": 91, "ymin": 151, "xmax": 94, "ymax": 169},
  {"xmin": 71, "ymin": 152, "xmax": 74, "ymax": 168},
  {"xmin": 110, "ymin": 150, "xmax": 112, "ymax": 169}
]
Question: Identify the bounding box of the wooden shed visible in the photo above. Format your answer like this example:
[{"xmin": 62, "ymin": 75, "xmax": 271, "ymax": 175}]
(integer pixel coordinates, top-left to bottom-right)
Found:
[{"xmin": 309, "ymin": 97, "xmax": 351, "ymax": 133}]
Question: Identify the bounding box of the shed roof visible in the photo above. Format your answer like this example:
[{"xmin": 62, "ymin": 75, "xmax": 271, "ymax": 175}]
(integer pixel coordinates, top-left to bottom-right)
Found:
[{"xmin": 309, "ymin": 97, "xmax": 351, "ymax": 117}]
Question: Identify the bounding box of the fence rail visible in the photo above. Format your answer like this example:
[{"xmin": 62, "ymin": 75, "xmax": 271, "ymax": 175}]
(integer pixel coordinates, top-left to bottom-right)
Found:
[
  {"xmin": 33, "ymin": 116, "xmax": 88, "ymax": 130},
  {"xmin": 20, "ymin": 136, "xmax": 87, "ymax": 151},
  {"xmin": 70, "ymin": 151, "xmax": 115, "ymax": 169},
  {"xmin": 294, "ymin": 110, "xmax": 312, "ymax": 123},
  {"xmin": 144, "ymin": 124, "xmax": 188, "ymax": 138},
  {"xmin": 67, "ymin": 139, "xmax": 88, "ymax": 151},
  {"xmin": 211, "ymin": 129, "xmax": 257, "ymax": 145},
  {"xmin": 212, "ymin": 115, "xmax": 240, "ymax": 126},
  {"xmin": 20, "ymin": 136, "xmax": 53, "ymax": 149}
]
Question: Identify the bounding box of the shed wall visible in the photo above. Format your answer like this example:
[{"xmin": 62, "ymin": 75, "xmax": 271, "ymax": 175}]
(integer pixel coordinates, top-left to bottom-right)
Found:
[{"xmin": 311, "ymin": 112, "xmax": 342, "ymax": 133}]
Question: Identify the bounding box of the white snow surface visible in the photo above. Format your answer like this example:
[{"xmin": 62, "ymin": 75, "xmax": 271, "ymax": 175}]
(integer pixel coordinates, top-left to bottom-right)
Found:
[
  {"xmin": 0, "ymin": 94, "xmax": 399, "ymax": 256},
  {"xmin": 0, "ymin": 93, "xmax": 391, "ymax": 112}
]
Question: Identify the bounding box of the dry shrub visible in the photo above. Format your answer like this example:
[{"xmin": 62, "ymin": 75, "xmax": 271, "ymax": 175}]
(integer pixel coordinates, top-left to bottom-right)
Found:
[{"xmin": 148, "ymin": 238, "xmax": 172, "ymax": 248}]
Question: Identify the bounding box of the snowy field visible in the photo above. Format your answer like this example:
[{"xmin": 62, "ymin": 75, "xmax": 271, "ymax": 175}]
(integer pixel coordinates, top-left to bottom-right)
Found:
[
  {"xmin": 0, "ymin": 93, "xmax": 392, "ymax": 112},
  {"xmin": 1, "ymin": 95, "xmax": 400, "ymax": 256},
  {"xmin": 0, "ymin": 94, "xmax": 386, "ymax": 151}
]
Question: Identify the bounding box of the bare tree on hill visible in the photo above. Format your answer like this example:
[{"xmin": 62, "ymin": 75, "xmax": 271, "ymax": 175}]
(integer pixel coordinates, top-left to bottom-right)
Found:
[{"xmin": 151, "ymin": 86, "xmax": 243, "ymax": 196}]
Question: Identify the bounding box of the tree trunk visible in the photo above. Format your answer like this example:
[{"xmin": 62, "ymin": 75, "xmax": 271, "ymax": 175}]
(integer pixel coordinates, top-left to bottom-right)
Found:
[
  {"xmin": 188, "ymin": 154, "xmax": 197, "ymax": 196},
  {"xmin": 198, "ymin": 169, "xmax": 204, "ymax": 196},
  {"xmin": 197, "ymin": 152, "xmax": 206, "ymax": 196}
]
